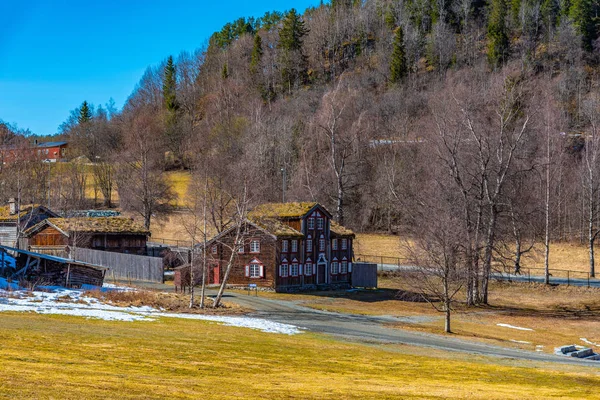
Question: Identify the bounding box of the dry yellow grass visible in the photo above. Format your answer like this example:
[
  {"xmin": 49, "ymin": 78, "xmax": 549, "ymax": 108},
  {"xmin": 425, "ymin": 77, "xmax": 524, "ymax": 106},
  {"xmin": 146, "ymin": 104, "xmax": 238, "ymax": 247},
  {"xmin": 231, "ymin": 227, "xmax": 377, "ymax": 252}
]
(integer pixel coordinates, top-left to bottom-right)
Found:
[{"xmin": 0, "ymin": 312, "xmax": 598, "ymax": 399}]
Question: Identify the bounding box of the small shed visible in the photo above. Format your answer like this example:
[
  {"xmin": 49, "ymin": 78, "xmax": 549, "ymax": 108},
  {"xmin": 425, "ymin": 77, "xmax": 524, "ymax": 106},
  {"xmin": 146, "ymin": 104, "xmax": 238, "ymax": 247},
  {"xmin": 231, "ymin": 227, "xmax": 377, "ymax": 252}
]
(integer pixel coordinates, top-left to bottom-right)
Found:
[{"xmin": 0, "ymin": 245, "xmax": 108, "ymax": 288}]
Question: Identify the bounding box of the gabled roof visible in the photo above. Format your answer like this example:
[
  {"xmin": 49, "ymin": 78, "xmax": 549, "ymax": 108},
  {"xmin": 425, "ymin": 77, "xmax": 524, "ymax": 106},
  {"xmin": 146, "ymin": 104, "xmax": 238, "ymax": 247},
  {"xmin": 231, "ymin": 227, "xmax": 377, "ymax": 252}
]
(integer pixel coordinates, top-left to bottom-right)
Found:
[
  {"xmin": 330, "ymin": 221, "xmax": 355, "ymax": 238},
  {"xmin": 249, "ymin": 202, "xmax": 331, "ymax": 219},
  {"xmin": 0, "ymin": 204, "xmax": 58, "ymax": 223},
  {"xmin": 24, "ymin": 217, "xmax": 150, "ymax": 237}
]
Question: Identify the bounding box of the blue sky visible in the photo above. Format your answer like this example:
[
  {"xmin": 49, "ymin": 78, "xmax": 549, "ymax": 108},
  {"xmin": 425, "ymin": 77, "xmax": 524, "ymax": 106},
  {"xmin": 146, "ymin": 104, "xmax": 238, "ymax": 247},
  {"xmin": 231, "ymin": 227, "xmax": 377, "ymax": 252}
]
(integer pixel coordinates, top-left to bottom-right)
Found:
[{"xmin": 0, "ymin": 0, "xmax": 320, "ymax": 136}]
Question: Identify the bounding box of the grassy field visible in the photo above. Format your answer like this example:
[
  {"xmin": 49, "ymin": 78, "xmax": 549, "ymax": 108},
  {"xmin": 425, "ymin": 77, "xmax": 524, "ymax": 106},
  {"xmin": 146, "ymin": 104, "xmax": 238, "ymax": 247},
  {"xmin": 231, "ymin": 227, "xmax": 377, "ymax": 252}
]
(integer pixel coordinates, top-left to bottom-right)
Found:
[{"xmin": 0, "ymin": 312, "xmax": 599, "ymax": 399}]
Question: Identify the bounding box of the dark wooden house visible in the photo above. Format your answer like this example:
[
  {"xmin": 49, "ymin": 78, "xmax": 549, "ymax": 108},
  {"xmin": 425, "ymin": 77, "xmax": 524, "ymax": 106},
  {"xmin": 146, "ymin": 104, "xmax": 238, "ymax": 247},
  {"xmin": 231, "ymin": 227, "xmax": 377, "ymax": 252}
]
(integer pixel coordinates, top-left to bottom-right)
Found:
[
  {"xmin": 0, "ymin": 201, "xmax": 59, "ymax": 248},
  {"xmin": 24, "ymin": 217, "xmax": 150, "ymax": 255},
  {"xmin": 206, "ymin": 202, "xmax": 355, "ymax": 292}
]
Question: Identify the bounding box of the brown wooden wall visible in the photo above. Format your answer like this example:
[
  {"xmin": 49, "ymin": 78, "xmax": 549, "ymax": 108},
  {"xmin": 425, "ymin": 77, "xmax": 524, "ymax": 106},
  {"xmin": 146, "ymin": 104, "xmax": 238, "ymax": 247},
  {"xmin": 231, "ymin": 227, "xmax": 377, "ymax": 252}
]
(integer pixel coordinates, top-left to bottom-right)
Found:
[
  {"xmin": 29, "ymin": 226, "xmax": 68, "ymax": 246},
  {"xmin": 213, "ymin": 224, "xmax": 277, "ymax": 288}
]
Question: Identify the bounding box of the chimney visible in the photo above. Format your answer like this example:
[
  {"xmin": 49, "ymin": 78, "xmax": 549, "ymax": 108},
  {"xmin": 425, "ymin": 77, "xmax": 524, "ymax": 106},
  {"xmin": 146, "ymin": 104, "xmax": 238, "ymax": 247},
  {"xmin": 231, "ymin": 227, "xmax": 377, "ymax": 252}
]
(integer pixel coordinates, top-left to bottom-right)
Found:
[{"xmin": 8, "ymin": 198, "xmax": 16, "ymax": 215}]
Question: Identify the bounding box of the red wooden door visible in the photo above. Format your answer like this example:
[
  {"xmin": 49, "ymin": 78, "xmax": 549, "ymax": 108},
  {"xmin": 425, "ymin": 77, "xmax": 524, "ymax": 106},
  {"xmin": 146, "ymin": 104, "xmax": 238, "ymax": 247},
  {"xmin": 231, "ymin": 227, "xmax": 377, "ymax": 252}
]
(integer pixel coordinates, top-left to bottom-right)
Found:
[{"xmin": 212, "ymin": 264, "xmax": 220, "ymax": 285}]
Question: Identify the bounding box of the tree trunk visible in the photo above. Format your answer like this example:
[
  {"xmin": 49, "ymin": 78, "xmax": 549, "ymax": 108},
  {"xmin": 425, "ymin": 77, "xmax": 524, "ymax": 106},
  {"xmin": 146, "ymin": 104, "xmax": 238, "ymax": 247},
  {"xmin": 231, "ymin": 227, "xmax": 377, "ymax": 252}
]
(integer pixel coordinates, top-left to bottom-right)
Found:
[
  {"xmin": 481, "ymin": 206, "xmax": 497, "ymax": 305},
  {"xmin": 188, "ymin": 249, "xmax": 195, "ymax": 308}
]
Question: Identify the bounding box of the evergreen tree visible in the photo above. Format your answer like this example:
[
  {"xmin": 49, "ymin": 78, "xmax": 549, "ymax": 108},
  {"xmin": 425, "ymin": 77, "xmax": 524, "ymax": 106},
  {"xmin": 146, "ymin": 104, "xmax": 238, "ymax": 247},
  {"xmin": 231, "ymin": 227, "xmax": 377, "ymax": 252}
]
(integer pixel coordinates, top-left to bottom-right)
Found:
[
  {"xmin": 78, "ymin": 101, "xmax": 92, "ymax": 125},
  {"xmin": 487, "ymin": 0, "xmax": 509, "ymax": 67},
  {"xmin": 278, "ymin": 9, "xmax": 309, "ymax": 91},
  {"xmin": 390, "ymin": 27, "xmax": 408, "ymax": 83},
  {"xmin": 163, "ymin": 56, "xmax": 178, "ymax": 114},
  {"xmin": 222, "ymin": 63, "xmax": 229, "ymax": 80},
  {"xmin": 250, "ymin": 34, "xmax": 263, "ymax": 75},
  {"xmin": 569, "ymin": 0, "xmax": 600, "ymax": 50}
]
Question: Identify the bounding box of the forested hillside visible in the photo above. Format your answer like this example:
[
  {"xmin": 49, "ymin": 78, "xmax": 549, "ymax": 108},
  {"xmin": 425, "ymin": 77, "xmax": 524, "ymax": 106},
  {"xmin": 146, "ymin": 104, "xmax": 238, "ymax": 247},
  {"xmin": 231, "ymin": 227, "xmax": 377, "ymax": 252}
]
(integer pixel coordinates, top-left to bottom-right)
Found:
[{"xmin": 3, "ymin": 0, "xmax": 600, "ymax": 301}]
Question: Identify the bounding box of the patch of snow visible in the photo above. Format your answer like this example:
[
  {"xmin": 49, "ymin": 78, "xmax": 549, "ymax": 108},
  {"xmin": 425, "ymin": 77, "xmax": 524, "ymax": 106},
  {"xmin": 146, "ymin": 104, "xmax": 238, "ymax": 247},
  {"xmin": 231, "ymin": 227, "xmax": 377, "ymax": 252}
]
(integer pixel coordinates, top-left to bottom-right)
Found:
[
  {"xmin": 497, "ymin": 323, "xmax": 534, "ymax": 331},
  {"xmin": 101, "ymin": 283, "xmax": 137, "ymax": 292},
  {"xmin": 581, "ymin": 338, "xmax": 600, "ymax": 347},
  {"xmin": 536, "ymin": 345, "xmax": 544, "ymax": 352},
  {"xmin": 0, "ymin": 286, "xmax": 301, "ymax": 335},
  {"xmin": 509, "ymin": 339, "xmax": 531, "ymax": 344}
]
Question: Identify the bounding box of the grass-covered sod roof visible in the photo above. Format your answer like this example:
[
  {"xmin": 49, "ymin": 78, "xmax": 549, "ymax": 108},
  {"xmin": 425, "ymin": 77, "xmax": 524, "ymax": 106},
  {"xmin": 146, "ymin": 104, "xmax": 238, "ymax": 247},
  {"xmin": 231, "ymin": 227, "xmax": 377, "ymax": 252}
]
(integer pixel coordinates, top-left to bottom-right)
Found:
[
  {"xmin": 26, "ymin": 217, "xmax": 150, "ymax": 236},
  {"xmin": 249, "ymin": 202, "xmax": 320, "ymax": 219}
]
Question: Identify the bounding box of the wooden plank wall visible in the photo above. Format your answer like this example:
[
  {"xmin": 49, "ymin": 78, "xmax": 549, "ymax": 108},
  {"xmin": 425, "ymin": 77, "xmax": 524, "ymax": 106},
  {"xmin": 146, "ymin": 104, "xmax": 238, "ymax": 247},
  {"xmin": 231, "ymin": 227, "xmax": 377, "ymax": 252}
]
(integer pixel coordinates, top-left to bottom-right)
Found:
[{"xmin": 72, "ymin": 247, "xmax": 164, "ymax": 283}]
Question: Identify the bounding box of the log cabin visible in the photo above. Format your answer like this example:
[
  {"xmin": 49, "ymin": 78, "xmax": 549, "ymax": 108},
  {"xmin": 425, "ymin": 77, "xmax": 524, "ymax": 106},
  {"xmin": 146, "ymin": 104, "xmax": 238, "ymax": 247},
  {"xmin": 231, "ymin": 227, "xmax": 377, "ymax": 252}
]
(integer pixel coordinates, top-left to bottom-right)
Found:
[
  {"xmin": 23, "ymin": 217, "xmax": 150, "ymax": 256},
  {"xmin": 206, "ymin": 202, "xmax": 355, "ymax": 292},
  {"xmin": 0, "ymin": 200, "xmax": 59, "ymax": 248}
]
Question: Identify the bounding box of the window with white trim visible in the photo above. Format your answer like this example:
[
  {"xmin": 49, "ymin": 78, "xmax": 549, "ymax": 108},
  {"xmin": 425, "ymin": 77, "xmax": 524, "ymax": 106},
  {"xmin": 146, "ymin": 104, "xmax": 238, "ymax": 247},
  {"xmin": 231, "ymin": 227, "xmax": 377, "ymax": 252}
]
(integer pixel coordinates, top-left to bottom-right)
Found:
[
  {"xmin": 282, "ymin": 240, "xmax": 288, "ymax": 253},
  {"xmin": 306, "ymin": 236, "xmax": 313, "ymax": 252},
  {"xmin": 340, "ymin": 260, "xmax": 348, "ymax": 274},
  {"xmin": 319, "ymin": 237, "xmax": 325, "ymax": 251},
  {"xmin": 332, "ymin": 239, "xmax": 338, "ymax": 250},
  {"xmin": 291, "ymin": 240, "xmax": 298, "ymax": 252},
  {"xmin": 249, "ymin": 262, "xmax": 262, "ymax": 278},
  {"xmin": 308, "ymin": 218, "xmax": 315, "ymax": 230},
  {"xmin": 211, "ymin": 245, "xmax": 218, "ymax": 255},
  {"xmin": 290, "ymin": 263, "xmax": 299, "ymax": 276},
  {"xmin": 237, "ymin": 242, "xmax": 244, "ymax": 253},
  {"xmin": 331, "ymin": 261, "xmax": 339, "ymax": 274},
  {"xmin": 250, "ymin": 240, "xmax": 260, "ymax": 253},
  {"xmin": 280, "ymin": 263, "xmax": 289, "ymax": 277},
  {"xmin": 317, "ymin": 218, "xmax": 324, "ymax": 230},
  {"xmin": 341, "ymin": 239, "xmax": 348, "ymax": 250},
  {"xmin": 304, "ymin": 263, "xmax": 312, "ymax": 275}
]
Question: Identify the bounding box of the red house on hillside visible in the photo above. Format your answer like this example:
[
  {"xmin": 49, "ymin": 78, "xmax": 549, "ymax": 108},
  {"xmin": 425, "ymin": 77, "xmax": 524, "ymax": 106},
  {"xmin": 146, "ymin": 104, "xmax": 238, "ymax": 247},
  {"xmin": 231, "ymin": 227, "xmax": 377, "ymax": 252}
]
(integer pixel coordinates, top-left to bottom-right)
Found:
[{"xmin": 0, "ymin": 141, "xmax": 68, "ymax": 164}]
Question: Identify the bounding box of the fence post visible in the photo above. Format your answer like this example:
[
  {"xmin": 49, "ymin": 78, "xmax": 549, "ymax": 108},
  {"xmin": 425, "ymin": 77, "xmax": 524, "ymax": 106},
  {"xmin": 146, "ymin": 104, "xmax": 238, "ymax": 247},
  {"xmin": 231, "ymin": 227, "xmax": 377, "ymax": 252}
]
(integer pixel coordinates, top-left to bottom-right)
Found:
[
  {"xmin": 567, "ymin": 270, "xmax": 570, "ymax": 286},
  {"xmin": 588, "ymin": 273, "xmax": 590, "ymax": 288},
  {"xmin": 528, "ymin": 269, "xmax": 530, "ymax": 283}
]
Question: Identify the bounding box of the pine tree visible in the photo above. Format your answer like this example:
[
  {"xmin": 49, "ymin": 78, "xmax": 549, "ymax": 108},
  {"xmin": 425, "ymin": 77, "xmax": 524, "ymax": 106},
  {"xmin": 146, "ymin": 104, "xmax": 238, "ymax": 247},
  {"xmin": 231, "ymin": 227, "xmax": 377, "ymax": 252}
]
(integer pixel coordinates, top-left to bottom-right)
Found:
[
  {"xmin": 570, "ymin": 0, "xmax": 600, "ymax": 50},
  {"xmin": 78, "ymin": 101, "xmax": 92, "ymax": 125},
  {"xmin": 222, "ymin": 64, "xmax": 229, "ymax": 79},
  {"xmin": 487, "ymin": 0, "xmax": 509, "ymax": 67},
  {"xmin": 278, "ymin": 8, "xmax": 309, "ymax": 90},
  {"xmin": 250, "ymin": 34, "xmax": 263, "ymax": 75},
  {"xmin": 163, "ymin": 56, "xmax": 178, "ymax": 113},
  {"xmin": 390, "ymin": 27, "xmax": 408, "ymax": 83}
]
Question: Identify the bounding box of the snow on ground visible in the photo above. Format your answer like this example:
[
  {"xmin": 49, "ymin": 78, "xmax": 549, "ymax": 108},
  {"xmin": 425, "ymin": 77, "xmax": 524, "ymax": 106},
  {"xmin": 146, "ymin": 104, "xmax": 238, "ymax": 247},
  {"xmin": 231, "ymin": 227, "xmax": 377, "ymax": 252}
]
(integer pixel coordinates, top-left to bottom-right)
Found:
[
  {"xmin": 509, "ymin": 339, "xmax": 531, "ymax": 344},
  {"xmin": 0, "ymin": 287, "xmax": 302, "ymax": 335},
  {"xmin": 581, "ymin": 338, "xmax": 600, "ymax": 347},
  {"xmin": 535, "ymin": 345, "xmax": 544, "ymax": 352},
  {"xmin": 496, "ymin": 323, "xmax": 534, "ymax": 331}
]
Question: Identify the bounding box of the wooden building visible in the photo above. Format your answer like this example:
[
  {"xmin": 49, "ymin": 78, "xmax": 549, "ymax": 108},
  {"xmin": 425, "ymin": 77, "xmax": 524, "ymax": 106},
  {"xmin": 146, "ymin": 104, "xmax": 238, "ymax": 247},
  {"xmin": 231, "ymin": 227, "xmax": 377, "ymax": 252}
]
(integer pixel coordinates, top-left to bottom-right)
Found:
[
  {"xmin": 0, "ymin": 245, "xmax": 107, "ymax": 288},
  {"xmin": 206, "ymin": 202, "xmax": 355, "ymax": 292},
  {"xmin": 24, "ymin": 217, "xmax": 150, "ymax": 255},
  {"xmin": 0, "ymin": 201, "xmax": 58, "ymax": 248}
]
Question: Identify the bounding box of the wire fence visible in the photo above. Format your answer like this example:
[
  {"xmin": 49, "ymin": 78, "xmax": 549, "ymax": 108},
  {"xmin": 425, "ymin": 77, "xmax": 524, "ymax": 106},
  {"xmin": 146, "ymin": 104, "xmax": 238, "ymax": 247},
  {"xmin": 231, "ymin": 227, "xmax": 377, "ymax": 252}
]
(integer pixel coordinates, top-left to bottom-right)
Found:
[{"xmin": 354, "ymin": 253, "xmax": 600, "ymax": 287}]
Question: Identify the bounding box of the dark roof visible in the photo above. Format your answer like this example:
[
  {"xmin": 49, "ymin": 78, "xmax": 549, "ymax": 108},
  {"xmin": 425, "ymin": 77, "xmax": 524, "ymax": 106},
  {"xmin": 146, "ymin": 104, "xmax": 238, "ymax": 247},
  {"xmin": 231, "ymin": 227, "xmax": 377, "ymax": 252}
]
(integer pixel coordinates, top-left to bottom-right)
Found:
[
  {"xmin": 249, "ymin": 202, "xmax": 332, "ymax": 219},
  {"xmin": 0, "ymin": 204, "xmax": 57, "ymax": 223},
  {"xmin": 0, "ymin": 245, "xmax": 108, "ymax": 271},
  {"xmin": 37, "ymin": 141, "xmax": 68, "ymax": 148},
  {"xmin": 25, "ymin": 217, "xmax": 150, "ymax": 236}
]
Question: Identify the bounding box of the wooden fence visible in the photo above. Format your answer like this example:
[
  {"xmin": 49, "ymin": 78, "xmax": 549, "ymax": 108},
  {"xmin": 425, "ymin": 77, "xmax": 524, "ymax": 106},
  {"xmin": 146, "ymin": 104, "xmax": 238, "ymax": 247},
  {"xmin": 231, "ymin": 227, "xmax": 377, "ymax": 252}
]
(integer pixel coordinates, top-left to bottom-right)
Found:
[{"xmin": 71, "ymin": 247, "xmax": 164, "ymax": 283}]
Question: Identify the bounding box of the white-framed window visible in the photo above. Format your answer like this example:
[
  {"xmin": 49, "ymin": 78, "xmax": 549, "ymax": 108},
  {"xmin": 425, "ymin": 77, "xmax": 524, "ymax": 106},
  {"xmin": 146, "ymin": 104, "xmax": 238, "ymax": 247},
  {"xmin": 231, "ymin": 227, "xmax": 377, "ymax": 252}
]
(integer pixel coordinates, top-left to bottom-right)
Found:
[
  {"xmin": 319, "ymin": 236, "xmax": 325, "ymax": 251},
  {"xmin": 306, "ymin": 236, "xmax": 313, "ymax": 252},
  {"xmin": 250, "ymin": 240, "xmax": 260, "ymax": 253},
  {"xmin": 246, "ymin": 261, "xmax": 263, "ymax": 278},
  {"xmin": 211, "ymin": 245, "xmax": 218, "ymax": 255},
  {"xmin": 341, "ymin": 239, "xmax": 348, "ymax": 250},
  {"xmin": 317, "ymin": 217, "xmax": 324, "ymax": 230},
  {"xmin": 280, "ymin": 263, "xmax": 289, "ymax": 277},
  {"xmin": 290, "ymin": 263, "xmax": 299, "ymax": 276},
  {"xmin": 332, "ymin": 239, "xmax": 338, "ymax": 250},
  {"xmin": 282, "ymin": 240, "xmax": 288, "ymax": 253},
  {"xmin": 331, "ymin": 260, "xmax": 339, "ymax": 274},
  {"xmin": 304, "ymin": 263, "xmax": 312, "ymax": 275},
  {"xmin": 308, "ymin": 217, "xmax": 315, "ymax": 230},
  {"xmin": 237, "ymin": 242, "xmax": 244, "ymax": 253},
  {"xmin": 291, "ymin": 240, "xmax": 298, "ymax": 252},
  {"xmin": 341, "ymin": 260, "xmax": 348, "ymax": 274}
]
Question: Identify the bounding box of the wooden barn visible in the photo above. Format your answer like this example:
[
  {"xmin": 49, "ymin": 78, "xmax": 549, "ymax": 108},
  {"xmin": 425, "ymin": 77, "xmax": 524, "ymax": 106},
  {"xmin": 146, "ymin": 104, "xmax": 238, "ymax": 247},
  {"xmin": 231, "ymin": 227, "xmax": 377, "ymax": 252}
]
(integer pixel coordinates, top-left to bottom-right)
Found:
[
  {"xmin": 24, "ymin": 217, "xmax": 150, "ymax": 256},
  {"xmin": 0, "ymin": 245, "xmax": 107, "ymax": 288},
  {"xmin": 0, "ymin": 200, "xmax": 58, "ymax": 248},
  {"xmin": 206, "ymin": 202, "xmax": 355, "ymax": 292}
]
